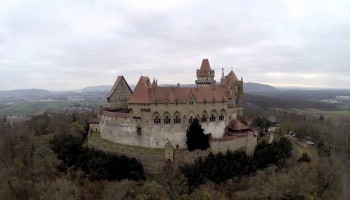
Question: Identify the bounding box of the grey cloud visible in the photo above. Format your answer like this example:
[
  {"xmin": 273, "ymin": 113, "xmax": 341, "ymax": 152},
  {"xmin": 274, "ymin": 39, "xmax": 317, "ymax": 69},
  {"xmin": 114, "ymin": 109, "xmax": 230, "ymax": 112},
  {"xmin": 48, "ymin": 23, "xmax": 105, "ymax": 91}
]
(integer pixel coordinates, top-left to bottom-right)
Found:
[{"xmin": 0, "ymin": 0, "xmax": 349, "ymax": 90}]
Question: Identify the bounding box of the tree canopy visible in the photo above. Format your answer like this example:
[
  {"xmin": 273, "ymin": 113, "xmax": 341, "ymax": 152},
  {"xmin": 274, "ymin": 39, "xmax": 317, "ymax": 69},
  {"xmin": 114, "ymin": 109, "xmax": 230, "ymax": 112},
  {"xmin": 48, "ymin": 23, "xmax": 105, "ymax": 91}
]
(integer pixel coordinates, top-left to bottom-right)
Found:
[
  {"xmin": 51, "ymin": 133, "xmax": 145, "ymax": 181},
  {"xmin": 186, "ymin": 118, "xmax": 209, "ymax": 151}
]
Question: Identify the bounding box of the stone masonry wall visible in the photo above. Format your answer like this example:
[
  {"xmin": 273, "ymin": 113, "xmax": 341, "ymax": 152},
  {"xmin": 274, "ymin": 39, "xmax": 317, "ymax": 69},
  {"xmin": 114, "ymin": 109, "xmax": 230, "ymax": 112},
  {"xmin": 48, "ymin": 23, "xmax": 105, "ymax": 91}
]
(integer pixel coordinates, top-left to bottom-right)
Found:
[
  {"xmin": 88, "ymin": 131, "xmax": 257, "ymax": 174},
  {"xmin": 99, "ymin": 114, "xmax": 227, "ymax": 148}
]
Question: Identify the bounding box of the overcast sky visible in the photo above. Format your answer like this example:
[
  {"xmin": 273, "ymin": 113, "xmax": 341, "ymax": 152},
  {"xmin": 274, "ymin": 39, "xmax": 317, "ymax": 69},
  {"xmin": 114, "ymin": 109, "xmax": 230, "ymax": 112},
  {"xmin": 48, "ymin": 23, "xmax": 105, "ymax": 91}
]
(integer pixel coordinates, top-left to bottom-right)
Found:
[{"xmin": 0, "ymin": 0, "xmax": 349, "ymax": 91}]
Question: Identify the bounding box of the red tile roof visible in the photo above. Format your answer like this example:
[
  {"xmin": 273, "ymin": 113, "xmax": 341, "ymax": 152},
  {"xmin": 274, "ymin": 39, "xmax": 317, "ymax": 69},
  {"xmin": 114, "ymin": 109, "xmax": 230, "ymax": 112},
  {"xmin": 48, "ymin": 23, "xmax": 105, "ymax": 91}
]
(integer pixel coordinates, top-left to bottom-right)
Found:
[
  {"xmin": 222, "ymin": 70, "xmax": 238, "ymax": 88},
  {"xmin": 226, "ymin": 119, "xmax": 249, "ymax": 131},
  {"xmin": 127, "ymin": 82, "xmax": 230, "ymax": 104},
  {"xmin": 127, "ymin": 76, "xmax": 152, "ymax": 104},
  {"xmin": 197, "ymin": 59, "xmax": 213, "ymax": 77},
  {"xmin": 211, "ymin": 119, "xmax": 258, "ymax": 141}
]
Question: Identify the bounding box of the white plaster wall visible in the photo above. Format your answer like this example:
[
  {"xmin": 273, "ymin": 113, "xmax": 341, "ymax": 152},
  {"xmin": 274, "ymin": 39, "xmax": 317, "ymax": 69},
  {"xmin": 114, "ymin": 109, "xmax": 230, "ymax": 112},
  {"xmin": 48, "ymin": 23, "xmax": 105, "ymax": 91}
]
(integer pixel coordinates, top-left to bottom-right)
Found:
[
  {"xmin": 100, "ymin": 115, "xmax": 230, "ymax": 149},
  {"xmin": 100, "ymin": 116, "xmax": 188, "ymax": 148},
  {"xmin": 202, "ymin": 121, "xmax": 226, "ymax": 138}
]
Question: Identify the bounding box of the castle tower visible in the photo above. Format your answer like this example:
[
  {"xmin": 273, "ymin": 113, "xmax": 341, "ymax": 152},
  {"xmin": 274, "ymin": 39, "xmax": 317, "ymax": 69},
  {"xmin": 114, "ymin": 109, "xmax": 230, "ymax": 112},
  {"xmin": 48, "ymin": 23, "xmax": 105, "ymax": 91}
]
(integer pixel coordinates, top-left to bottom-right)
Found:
[{"xmin": 195, "ymin": 59, "xmax": 216, "ymax": 87}]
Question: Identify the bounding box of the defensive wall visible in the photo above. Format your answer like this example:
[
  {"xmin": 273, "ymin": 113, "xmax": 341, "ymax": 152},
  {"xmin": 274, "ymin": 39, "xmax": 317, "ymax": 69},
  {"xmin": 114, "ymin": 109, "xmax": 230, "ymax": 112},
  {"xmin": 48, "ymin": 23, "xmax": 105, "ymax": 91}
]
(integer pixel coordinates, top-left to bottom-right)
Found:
[
  {"xmin": 99, "ymin": 110, "xmax": 228, "ymax": 149},
  {"xmin": 88, "ymin": 130, "xmax": 257, "ymax": 174}
]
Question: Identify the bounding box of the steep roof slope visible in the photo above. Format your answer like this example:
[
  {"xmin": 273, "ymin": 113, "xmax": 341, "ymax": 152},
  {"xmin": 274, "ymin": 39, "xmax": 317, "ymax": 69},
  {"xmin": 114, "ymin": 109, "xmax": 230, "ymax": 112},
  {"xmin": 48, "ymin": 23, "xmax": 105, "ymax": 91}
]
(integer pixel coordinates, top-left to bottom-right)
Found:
[
  {"xmin": 107, "ymin": 76, "xmax": 132, "ymax": 99},
  {"xmin": 197, "ymin": 59, "xmax": 213, "ymax": 77},
  {"xmin": 127, "ymin": 76, "xmax": 152, "ymax": 104}
]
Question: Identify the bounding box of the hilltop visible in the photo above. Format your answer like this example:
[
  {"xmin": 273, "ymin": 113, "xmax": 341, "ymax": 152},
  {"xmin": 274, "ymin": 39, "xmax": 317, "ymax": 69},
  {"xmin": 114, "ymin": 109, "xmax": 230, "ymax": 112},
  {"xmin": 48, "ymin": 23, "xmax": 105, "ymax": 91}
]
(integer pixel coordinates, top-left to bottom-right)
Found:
[{"xmin": 0, "ymin": 89, "xmax": 51, "ymax": 97}]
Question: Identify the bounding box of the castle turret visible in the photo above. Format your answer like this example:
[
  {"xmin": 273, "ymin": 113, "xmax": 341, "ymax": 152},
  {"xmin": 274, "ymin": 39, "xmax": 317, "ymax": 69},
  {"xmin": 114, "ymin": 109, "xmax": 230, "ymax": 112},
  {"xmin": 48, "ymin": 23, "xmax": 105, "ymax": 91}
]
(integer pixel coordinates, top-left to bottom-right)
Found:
[
  {"xmin": 195, "ymin": 59, "xmax": 216, "ymax": 87},
  {"xmin": 220, "ymin": 68, "xmax": 225, "ymax": 83}
]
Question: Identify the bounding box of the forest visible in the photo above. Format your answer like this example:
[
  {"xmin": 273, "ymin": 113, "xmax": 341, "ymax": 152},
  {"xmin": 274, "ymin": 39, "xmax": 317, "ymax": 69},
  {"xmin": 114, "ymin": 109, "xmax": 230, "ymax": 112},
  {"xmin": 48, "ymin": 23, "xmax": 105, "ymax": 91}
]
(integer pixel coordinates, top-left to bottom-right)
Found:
[{"xmin": 0, "ymin": 102, "xmax": 349, "ymax": 199}]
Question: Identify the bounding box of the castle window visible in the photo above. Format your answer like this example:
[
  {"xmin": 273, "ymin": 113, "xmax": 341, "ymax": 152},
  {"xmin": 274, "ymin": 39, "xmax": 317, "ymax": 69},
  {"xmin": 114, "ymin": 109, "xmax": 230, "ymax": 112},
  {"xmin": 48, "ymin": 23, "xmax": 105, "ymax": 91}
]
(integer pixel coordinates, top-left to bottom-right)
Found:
[
  {"xmin": 154, "ymin": 116, "xmax": 161, "ymax": 124},
  {"xmin": 210, "ymin": 114, "xmax": 216, "ymax": 122},
  {"xmin": 188, "ymin": 116, "xmax": 194, "ymax": 124},
  {"xmin": 219, "ymin": 114, "xmax": 224, "ymax": 121},
  {"xmin": 201, "ymin": 115, "xmax": 207, "ymax": 122},
  {"xmin": 174, "ymin": 116, "xmax": 181, "ymax": 124},
  {"xmin": 137, "ymin": 127, "xmax": 142, "ymax": 135},
  {"xmin": 164, "ymin": 116, "xmax": 170, "ymax": 124},
  {"xmin": 189, "ymin": 100, "xmax": 193, "ymax": 105}
]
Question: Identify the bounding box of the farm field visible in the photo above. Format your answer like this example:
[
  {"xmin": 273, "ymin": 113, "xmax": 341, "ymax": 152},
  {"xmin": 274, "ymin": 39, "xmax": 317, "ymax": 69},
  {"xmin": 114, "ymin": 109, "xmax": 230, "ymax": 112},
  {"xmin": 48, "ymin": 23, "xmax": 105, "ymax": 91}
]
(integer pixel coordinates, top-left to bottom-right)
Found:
[
  {"xmin": 0, "ymin": 100, "xmax": 107, "ymax": 116},
  {"xmin": 292, "ymin": 108, "xmax": 350, "ymax": 123}
]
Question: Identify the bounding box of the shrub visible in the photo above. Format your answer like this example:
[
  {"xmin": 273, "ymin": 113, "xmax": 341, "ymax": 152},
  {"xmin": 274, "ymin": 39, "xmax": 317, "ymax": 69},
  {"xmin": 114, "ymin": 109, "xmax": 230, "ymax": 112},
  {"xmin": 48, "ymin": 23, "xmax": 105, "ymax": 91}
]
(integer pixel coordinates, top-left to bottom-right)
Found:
[{"xmin": 298, "ymin": 152, "xmax": 311, "ymax": 163}]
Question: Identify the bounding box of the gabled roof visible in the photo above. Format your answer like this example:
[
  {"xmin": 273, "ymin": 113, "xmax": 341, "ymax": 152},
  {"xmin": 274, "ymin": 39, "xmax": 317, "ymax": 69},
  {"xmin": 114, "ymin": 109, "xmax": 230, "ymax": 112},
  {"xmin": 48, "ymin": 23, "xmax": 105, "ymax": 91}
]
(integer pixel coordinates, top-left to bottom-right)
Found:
[
  {"xmin": 197, "ymin": 59, "xmax": 213, "ymax": 77},
  {"xmin": 222, "ymin": 70, "xmax": 239, "ymax": 87},
  {"xmin": 127, "ymin": 76, "xmax": 152, "ymax": 104},
  {"xmin": 107, "ymin": 76, "xmax": 132, "ymax": 99}
]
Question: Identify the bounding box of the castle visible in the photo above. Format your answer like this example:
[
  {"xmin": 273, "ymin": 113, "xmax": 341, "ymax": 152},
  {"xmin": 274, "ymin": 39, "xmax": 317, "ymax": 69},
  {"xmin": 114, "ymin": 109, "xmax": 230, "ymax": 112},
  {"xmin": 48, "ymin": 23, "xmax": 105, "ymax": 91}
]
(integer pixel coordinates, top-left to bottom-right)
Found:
[{"xmin": 91, "ymin": 59, "xmax": 257, "ymax": 157}]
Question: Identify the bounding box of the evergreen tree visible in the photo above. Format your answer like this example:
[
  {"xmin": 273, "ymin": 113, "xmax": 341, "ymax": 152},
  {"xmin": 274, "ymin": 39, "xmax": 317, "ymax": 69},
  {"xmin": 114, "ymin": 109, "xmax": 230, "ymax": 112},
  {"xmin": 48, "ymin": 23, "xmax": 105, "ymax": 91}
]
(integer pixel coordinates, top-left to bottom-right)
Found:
[
  {"xmin": 298, "ymin": 152, "xmax": 311, "ymax": 163},
  {"xmin": 186, "ymin": 118, "xmax": 209, "ymax": 151}
]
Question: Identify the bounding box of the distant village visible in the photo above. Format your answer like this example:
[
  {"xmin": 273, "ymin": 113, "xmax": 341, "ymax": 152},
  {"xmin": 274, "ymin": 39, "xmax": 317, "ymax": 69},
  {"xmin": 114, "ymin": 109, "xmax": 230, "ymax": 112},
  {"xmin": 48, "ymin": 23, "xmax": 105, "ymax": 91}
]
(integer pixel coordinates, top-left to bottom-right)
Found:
[{"xmin": 0, "ymin": 91, "xmax": 108, "ymax": 121}]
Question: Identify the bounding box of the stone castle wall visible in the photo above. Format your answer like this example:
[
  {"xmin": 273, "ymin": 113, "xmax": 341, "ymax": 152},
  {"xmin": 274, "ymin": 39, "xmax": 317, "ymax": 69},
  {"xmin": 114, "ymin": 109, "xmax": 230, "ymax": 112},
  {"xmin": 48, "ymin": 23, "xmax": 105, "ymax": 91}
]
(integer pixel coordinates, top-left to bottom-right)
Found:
[
  {"xmin": 210, "ymin": 134, "xmax": 257, "ymax": 156},
  {"xmin": 88, "ymin": 130, "xmax": 257, "ymax": 174},
  {"xmin": 99, "ymin": 114, "xmax": 228, "ymax": 148}
]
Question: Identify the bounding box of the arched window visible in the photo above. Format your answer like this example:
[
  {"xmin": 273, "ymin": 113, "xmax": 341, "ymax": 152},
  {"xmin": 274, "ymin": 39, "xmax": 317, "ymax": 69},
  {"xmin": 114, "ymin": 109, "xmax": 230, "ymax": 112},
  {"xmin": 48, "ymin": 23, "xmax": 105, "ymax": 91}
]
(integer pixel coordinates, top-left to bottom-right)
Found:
[
  {"xmin": 210, "ymin": 114, "xmax": 216, "ymax": 122},
  {"xmin": 188, "ymin": 112, "xmax": 195, "ymax": 124},
  {"xmin": 187, "ymin": 116, "xmax": 193, "ymax": 124},
  {"xmin": 201, "ymin": 111, "xmax": 207, "ymax": 123},
  {"xmin": 174, "ymin": 116, "xmax": 180, "ymax": 123},
  {"xmin": 153, "ymin": 112, "xmax": 161, "ymax": 124},
  {"xmin": 154, "ymin": 116, "xmax": 161, "ymax": 124},
  {"xmin": 209, "ymin": 110, "xmax": 218, "ymax": 122},
  {"xmin": 163, "ymin": 112, "xmax": 171, "ymax": 124},
  {"xmin": 173, "ymin": 112, "xmax": 181, "ymax": 124},
  {"xmin": 164, "ymin": 116, "xmax": 170, "ymax": 123},
  {"xmin": 219, "ymin": 109, "xmax": 226, "ymax": 121}
]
